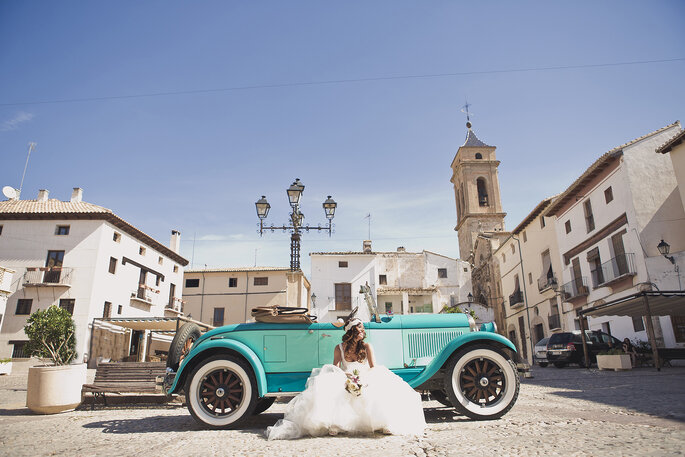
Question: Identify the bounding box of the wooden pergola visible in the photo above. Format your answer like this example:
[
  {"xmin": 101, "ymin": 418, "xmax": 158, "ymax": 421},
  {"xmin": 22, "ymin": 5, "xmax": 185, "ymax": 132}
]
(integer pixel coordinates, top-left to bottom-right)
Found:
[{"xmin": 577, "ymin": 291, "xmax": 685, "ymax": 371}]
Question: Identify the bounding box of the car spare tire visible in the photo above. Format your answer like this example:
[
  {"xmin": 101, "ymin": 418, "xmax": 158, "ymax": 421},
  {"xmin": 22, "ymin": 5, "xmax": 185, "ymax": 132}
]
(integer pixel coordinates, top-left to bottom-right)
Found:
[{"xmin": 167, "ymin": 322, "xmax": 202, "ymax": 371}]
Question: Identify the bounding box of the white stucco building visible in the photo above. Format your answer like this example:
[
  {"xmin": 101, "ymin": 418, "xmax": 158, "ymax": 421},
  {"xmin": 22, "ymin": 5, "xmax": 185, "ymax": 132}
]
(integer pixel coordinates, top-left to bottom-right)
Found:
[
  {"xmin": 0, "ymin": 188, "xmax": 188, "ymax": 361},
  {"xmin": 0, "ymin": 265, "xmax": 15, "ymax": 331},
  {"xmin": 310, "ymin": 241, "xmax": 474, "ymax": 323},
  {"xmin": 494, "ymin": 196, "xmax": 564, "ymax": 363},
  {"xmin": 544, "ymin": 122, "xmax": 685, "ymax": 348}
]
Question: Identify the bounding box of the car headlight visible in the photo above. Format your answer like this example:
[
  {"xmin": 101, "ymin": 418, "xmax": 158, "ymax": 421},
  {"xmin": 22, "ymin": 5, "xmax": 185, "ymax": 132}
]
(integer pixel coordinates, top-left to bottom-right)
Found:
[{"xmin": 468, "ymin": 315, "xmax": 477, "ymax": 332}]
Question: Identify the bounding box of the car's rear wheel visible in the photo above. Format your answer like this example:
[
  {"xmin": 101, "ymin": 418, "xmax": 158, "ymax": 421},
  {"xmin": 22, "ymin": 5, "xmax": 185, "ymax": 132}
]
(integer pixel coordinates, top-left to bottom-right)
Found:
[
  {"xmin": 167, "ymin": 323, "xmax": 202, "ymax": 371},
  {"xmin": 185, "ymin": 355, "xmax": 257, "ymax": 428},
  {"xmin": 429, "ymin": 389, "xmax": 453, "ymax": 407},
  {"xmin": 444, "ymin": 345, "xmax": 519, "ymax": 420}
]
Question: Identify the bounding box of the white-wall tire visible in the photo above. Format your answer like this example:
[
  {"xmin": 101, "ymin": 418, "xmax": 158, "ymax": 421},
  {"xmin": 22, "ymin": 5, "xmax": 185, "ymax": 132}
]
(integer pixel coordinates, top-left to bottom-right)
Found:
[
  {"xmin": 185, "ymin": 355, "xmax": 257, "ymax": 428},
  {"xmin": 444, "ymin": 345, "xmax": 519, "ymax": 420}
]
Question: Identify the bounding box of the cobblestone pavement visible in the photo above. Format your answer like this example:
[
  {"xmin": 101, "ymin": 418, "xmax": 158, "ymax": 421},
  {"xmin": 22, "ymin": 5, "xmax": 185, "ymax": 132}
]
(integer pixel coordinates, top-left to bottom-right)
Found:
[{"xmin": 1, "ymin": 363, "xmax": 684, "ymax": 456}]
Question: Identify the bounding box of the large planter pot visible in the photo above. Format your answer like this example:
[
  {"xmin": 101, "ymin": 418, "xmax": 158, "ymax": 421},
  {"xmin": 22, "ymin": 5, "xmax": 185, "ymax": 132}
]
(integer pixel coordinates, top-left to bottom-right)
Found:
[
  {"xmin": 597, "ymin": 354, "xmax": 632, "ymax": 371},
  {"xmin": 0, "ymin": 361, "xmax": 12, "ymax": 375},
  {"xmin": 27, "ymin": 364, "xmax": 87, "ymax": 414}
]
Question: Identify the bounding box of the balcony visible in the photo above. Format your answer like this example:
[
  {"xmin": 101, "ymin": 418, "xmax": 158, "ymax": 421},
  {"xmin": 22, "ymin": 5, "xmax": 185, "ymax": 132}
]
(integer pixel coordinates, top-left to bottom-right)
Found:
[
  {"xmin": 509, "ymin": 290, "xmax": 524, "ymax": 308},
  {"xmin": 23, "ymin": 267, "xmax": 73, "ymax": 287},
  {"xmin": 591, "ymin": 253, "xmax": 636, "ymax": 288},
  {"xmin": 548, "ymin": 313, "xmax": 561, "ymax": 330},
  {"xmin": 560, "ymin": 277, "xmax": 589, "ymax": 301},
  {"xmin": 130, "ymin": 284, "xmax": 159, "ymax": 309},
  {"xmin": 537, "ymin": 275, "xmax": 557, "ymax": 292},
  {"xmin": 165, "ymin": 297, "xmax": 185, "ymax": 316}
]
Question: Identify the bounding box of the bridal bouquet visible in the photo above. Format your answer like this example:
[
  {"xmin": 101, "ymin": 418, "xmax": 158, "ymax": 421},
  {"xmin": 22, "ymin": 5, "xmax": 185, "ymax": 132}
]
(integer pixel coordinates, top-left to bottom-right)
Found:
[{"xmin": 344, "ymin": 369, "xmax": 364, "ymax": 396}]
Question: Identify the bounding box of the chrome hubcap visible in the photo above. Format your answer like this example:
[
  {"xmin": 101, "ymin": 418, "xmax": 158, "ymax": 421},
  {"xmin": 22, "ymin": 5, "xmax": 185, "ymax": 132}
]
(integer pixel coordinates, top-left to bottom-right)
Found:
[
  {"xmin": 216, "ymin": 387, "xmax": 225, "ymax": 397},
  {"xmin": 479, "ymin": 377, "xmax": 489, "ymax": 387}
]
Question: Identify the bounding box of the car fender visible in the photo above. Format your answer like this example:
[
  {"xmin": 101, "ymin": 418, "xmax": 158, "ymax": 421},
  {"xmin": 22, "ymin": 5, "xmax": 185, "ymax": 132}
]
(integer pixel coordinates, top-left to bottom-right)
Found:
[
  {"xmin": 168, "ymin": 338, "xmax": 267, "ymax": 397},
  {"xmin": 408, "ymin": 331, "xmax": 517, "ymax": 388}
]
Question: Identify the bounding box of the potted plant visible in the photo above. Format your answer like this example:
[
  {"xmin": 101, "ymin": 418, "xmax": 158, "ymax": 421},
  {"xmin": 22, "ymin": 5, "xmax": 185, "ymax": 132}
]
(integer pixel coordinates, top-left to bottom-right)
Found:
[
  {"xmin": 596, "ymin": 348, "xmax": 632, "ymax": 371},
  {"xmin": 24, "ymin": 305, "xmax": 86, "ymax": 414},
  {"xmin": 0, "ymin": 357, "xmax": 12, "ymax": 375}
]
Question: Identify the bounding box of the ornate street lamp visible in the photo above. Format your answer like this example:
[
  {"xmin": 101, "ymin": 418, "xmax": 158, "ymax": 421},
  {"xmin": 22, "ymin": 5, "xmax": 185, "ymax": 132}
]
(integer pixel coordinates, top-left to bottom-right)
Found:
[
  {"xmin": 657, "ymin": 239, "xmax": 681, "ymax": 290},
  {"xmin": 256, "ymin": 179, "xmax": 337, "ymax": 271}
]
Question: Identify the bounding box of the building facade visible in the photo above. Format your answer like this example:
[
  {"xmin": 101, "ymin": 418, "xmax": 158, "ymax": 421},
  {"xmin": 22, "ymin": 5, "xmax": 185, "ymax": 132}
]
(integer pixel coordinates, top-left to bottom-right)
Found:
[
  {"xmin": 544, "ymin": 122, "xmax": 685, "ymax": 348},
  {"xmin": 0, "ymin": 265, "xmax": 15, "ymax": 331},
  {"xmin": 181, "ymin": 268, "xmax": 311, "ymax": 327},
  {"xmin": 495, "ymin": 197, "xmax": 565, "ymax": 363},
  {"xmin": 310, "ymin": 241, "xmax": 474, "ymax": 323},
  {"xmin": 0, "ymin": 188, "xmax": 188, "ymax": 361}
]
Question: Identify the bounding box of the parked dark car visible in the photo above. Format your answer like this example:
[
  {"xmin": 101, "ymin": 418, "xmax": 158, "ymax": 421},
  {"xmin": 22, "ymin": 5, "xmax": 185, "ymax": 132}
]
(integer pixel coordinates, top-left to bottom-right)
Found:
[
  {"xmin": 533, "ymin": 337, "xmax": 550, "ymax": 367},
  {"xmin": 547, "ymin": 331, "xmax": 622, "ymax": 368}
]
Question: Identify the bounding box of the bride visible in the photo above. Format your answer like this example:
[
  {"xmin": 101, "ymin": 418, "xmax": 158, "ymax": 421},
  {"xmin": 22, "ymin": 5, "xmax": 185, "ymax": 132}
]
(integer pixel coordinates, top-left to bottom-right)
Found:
[{"xmin": 266, "ymin": 317, "xmax": 426, "ymax": 439}]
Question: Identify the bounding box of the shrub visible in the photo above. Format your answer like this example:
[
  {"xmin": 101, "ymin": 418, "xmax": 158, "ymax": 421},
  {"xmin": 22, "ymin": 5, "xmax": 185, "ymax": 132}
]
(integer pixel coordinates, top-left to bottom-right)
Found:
[
  {"xmin": 24, "ymin": 305, "xmax": 76, "ymax": 365},
  {"xmin": 598, "ymin": 348, "xmax": 625, "ymax": 356},
  {"xmin": 0, "ymin": 357, "xmax": 12, "ymax": 363},
  {"xmin": 441, "ymin": 305, "xmax": 478, "ymax": 321}
]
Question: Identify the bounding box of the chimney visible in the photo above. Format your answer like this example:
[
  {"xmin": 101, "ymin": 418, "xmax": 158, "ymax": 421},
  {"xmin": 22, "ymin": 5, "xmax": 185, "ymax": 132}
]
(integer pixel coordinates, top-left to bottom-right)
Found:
[
  {"xmin": 363, "ymin": 240, "xmax": 372, "ymax": 253},
  {"xmin": 170, "ymin": 230, "xmax": 181, "ymax": 253},
  {"xmin": 70, "ymin": 188, "xmax": 83, "ymax": 203},
  {"xmin": 397, "ymin": 246, "xmax": 406, "ymax": 252},
  {"xmin": 37, "ymin": 189, "xmax": 49, "ymax": 202}
]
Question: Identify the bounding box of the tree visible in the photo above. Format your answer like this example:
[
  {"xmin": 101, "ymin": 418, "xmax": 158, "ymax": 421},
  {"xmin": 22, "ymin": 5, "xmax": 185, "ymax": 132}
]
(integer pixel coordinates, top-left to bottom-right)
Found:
[{"xmin": 24, "ymin": 305, "xmax": 76, "ymax": 365}]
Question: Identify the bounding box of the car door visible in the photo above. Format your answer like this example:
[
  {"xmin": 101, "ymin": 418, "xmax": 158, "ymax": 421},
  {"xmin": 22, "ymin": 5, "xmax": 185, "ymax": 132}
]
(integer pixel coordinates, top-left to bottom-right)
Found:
[{"xmin": 317, "ymin": 322, "xmax": 347, "ymax": 365}]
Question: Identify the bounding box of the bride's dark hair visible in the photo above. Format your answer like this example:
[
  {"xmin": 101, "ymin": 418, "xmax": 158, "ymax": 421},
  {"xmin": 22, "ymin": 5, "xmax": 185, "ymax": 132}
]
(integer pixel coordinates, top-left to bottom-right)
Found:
[{"xmin": 341, "ymin": 326, "xmax": 367, "ymax": 362}]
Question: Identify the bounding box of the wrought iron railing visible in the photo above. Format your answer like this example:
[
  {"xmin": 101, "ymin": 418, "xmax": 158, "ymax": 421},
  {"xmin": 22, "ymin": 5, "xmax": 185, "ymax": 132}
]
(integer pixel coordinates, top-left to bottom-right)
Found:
[
  {"xmin": 560, "ymin": 277, "xmax": 589, "ymax": 300},
  {"xmin": 537, "ymin": 275, "xmax": 557, "ymax": 292},
  {"xmin": 548, "ymin": 313, "xmax": 561, "ymax": 330},
  {"xmin": 509, "ymin": 290, "xmax": 523, "ymax": 307},
  {"xmin": 591, "ymin": 253, "xmax": 636, "ymax": 288},
  {"xmin": 23, "ymin": 267, "xmax": 73, "ymax": 286}
]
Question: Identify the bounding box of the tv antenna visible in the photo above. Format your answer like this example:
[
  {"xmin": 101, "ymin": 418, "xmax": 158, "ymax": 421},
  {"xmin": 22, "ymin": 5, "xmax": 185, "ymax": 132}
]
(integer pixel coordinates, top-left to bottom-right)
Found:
[
  {"xmin": 19, "ymin": 142, "xmax": 36, "ymax": 198},
  {"xmin": 364, "ymin": 213, "xmax": 371, "ymax": 239}
]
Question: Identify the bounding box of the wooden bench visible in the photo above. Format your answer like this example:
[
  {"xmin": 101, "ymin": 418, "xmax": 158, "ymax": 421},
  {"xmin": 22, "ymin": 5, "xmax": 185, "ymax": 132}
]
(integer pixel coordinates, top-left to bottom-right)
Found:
[
  {"xmin": 81, "ymin": 362, "xmax": 167, "ymax": 410},
  {"xmin": 657, "ymin": 348, "xmax": 685, "ymax": 367}
]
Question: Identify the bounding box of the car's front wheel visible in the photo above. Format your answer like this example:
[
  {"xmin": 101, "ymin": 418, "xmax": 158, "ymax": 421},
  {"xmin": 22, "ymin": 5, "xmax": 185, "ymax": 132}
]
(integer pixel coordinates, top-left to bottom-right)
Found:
[
  {"xmin": 444, "ymin": 345, "xmax": 519, "ymax": 420},
  {"xmin": 185, "ymin": 355, "xmax": 257, "ymax": 428}
]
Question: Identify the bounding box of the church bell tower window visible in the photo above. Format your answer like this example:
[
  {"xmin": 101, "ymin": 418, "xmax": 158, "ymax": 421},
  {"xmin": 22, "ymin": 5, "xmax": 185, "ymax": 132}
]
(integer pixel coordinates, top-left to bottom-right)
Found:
[{"xmin": 477, "ymin": 178, "xmax": 489, "ymax": 207}]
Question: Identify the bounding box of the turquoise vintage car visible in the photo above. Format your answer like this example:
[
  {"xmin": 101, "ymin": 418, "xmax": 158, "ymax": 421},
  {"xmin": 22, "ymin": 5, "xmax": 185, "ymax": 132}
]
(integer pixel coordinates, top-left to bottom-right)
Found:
[{"xmin": 164, "ymin": 312, "xmax": 520, "ymax": 428}]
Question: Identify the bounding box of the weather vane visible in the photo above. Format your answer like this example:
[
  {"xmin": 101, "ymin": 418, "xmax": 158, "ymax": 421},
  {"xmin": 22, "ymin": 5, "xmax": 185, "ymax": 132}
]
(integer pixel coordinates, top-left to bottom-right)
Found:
[{"xmin": 460, "ymin": 99, "xmax": 473, "ymax": 129}]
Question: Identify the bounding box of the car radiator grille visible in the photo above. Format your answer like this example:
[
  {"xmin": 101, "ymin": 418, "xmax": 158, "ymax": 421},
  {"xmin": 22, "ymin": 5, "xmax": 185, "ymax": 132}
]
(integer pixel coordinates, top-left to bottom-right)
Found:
[{"xmin": 407, "ymin": 330, "xmax": 463, "ymax": 359}]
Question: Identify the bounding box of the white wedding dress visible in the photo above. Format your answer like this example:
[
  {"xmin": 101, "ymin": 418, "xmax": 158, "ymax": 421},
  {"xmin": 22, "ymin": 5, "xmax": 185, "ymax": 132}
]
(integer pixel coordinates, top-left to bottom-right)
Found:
[{"xmin": 266, "ymin": 344, "xmax": 426, "ymax": 440}]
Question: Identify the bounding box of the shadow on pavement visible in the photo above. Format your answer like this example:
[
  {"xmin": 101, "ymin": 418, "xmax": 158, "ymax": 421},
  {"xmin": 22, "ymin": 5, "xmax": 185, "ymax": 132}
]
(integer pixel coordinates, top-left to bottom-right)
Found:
[{"xmin": 523, "ymin": 365, "xmax": 685, "ymax": 422}]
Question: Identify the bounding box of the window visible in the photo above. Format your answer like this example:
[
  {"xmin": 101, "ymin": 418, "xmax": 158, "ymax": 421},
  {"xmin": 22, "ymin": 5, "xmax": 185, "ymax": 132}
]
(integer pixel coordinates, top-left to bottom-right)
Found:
[
  {"xmin": 511, "ymin": 244, "xmax": 515, "ymax": 254},
  {"xmin": 565, "ymin": 220, "xmax": 572, "ymax": 234},
  {"xmin": 604, "ymin": 186, "xmax": 614, "ymax": 204},
  {"xmin": 502, "ymin": 253, "xmax": 506, "ymax": 263},
  {"xmin": 229, "ymin": 278, "xmax": 238, "ymax": 287},
  {"xmin": 584, "ymin": 200, "xmax": 595, "ymax": 232},
  {"xmin": 335, "ymin": 283, "xmax": 352, "ymax": 310},
  {"xmin": 601, "ymin": 322, "xmax": 611, "ymax": 336},
  {"xmin": 0, "ymin": 225, "xmax": 3, "ymax": 235},
  {"xmin": 523, "ymin": 231, "xmax": 527, "ymax": 242},
  {"xmin": 168, "ymin": 283, "xmax": 176, "ymax": 307},
  {"xmin": 528, "ymin": 272, "xmax": 532, "ymax": 284},
  {"xmin": 438, "ymin": 268, "xmax": 447, "ymax": 279},
  {"xmin": 379, "ymin": 275, "xmax": 387, "ymax": 285},
  {"xmin": 385, "ymin": 302, "xmax": 393, "ymax": 313},
  {"xmin": 587, "ymin": 247, "xmax": 604, "ymax": 287},
  {"xmin": 173, "ymin": 265, "xmax": 179, "ymax": 273},
  {"xmin": 338, "ymin": 261, "xmax": 348, "ymax": 268},
  {"xmin": 139, "ymin": 246, "xmax": 146, "ymax": 256},
  {"xmin": 540, "ymin": 217, "xmax": 546, "ymax": 229},
  {"xmin": 59, "ymin": 299, "xmax": 75, "ymax": 315},
  {"xmin": 113, "ymin": 232, "xmax": 121, "ymax": 242},
  {"xmin": 254, "ymin": 277, "xmax": 268, "ymax": 286},
  {"xmin": 632, "ymin": 316, "xmax": 645, "ymax": 332},
  {"xmin": 213, "ymin": 308, "xmax": 225, "ymax": 327},
  {"xmin": 55, "ymin": 225, "xmax": 70, "ymax": 235},
  {"xmin": 103, "ymin": 301, "xmax": 112, "ymax": 319},
  {"xmin": 155, "ymin": 275, "xmax": 161, "ymax": 287},
  {"xmin": 477, "ymin": 178, "xmax": 489, "ymax": 206},
  {"xmin": 158, "ymin": 256, "xmax": 163, "ymax": 265},
  {"xmin": 16, "ymin": 299, "xmax": 32, "ymax": 315},
  {"xmin": 117, "ymin": 305, "xmax": 122, "ymax": 315},
  {"xmin": 11, "ymin": 341, "xmax": 27, "ymax": 358},
  {"xmin": 185, "ymin": 278, "xmax": 200, "ymax": 288},
  {"xmin": 672, "ymin": 315, "xmax": 685, "ymax": 343},
  {"xmin": 463, "ymin": 267, "xmax": 468, "ymax": 272},
  {"xmin": 45, "ymin": 250, "xmax": 65, "ymax": 283},
  {"xmin": 108, "ymin": 257, "xmax": 117, "ymax": 274},
  {"xmin": 475, "ymin": 152, "xmax": 483, "ymax": 159}
]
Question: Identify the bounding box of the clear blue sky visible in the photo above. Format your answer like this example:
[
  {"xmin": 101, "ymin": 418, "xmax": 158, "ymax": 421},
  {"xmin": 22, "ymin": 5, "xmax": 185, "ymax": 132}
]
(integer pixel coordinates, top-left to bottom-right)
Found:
[{"xmin": 1, "ymin": 1, "xmax": 684, "ymax": 275}]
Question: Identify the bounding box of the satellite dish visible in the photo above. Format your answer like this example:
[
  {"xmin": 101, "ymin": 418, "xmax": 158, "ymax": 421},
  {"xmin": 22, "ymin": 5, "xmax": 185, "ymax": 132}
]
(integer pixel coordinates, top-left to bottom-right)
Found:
[{"xmin": 2, "ymin": 186, "xmax": 17, "ymax": 199}]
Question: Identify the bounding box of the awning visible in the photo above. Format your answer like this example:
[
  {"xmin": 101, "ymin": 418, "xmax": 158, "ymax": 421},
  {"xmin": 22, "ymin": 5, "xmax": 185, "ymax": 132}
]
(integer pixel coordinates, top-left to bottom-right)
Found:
[
  {"xmin": 94, "ymin": 316, "xmax": 214, "ymax": 333},
  {"xmin": 578, "ymin": 291, "xmax": 685, "ymax": 318}
]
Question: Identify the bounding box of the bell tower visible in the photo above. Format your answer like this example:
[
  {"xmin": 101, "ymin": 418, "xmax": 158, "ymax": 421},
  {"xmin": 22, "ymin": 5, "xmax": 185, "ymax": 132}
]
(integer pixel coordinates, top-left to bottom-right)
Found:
[{"xmin": 450, "ymin": 120, "xmax": 506, "ymax": 260}]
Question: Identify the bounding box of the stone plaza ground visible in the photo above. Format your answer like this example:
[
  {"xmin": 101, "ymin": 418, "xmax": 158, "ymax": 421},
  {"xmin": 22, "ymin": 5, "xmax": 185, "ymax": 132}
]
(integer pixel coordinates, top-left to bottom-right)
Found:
[{"xmin": 0, "ymin": 362, "xmax": 684, "ymax": 456}]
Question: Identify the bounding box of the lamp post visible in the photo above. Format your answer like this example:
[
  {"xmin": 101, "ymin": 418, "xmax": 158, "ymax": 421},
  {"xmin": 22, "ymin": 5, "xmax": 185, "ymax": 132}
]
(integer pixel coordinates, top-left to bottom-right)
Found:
[
  {"xmin": 256, "ymin": 179, "xmax": 337, "ymax": 271},
  {"xmin": 657, "ymin": 239, "xmax": 682, "ymax": 290}
]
